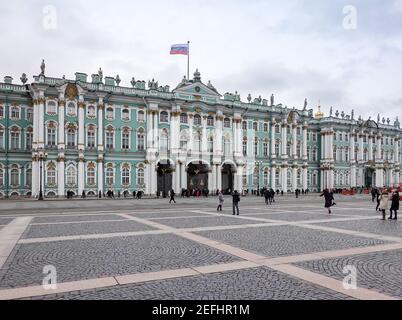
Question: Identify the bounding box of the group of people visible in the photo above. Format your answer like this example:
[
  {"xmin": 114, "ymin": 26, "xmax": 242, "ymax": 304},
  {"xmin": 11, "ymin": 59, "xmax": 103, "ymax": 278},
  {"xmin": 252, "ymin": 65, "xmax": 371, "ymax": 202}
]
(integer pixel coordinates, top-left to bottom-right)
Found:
[
  {"xmin": 180, "ymin": 188, "xmax": 210, "ymax": 198},
  {"xmin": 263, "ymin": 189, "xmax": 276, "ymax": 205},
  {"xmin": 373, "ymin": 188, "xmax": 399, "ymax": 220},
  {"xmin": 216, "ymin": 190, "xmax": 241, "ymax": 215}
]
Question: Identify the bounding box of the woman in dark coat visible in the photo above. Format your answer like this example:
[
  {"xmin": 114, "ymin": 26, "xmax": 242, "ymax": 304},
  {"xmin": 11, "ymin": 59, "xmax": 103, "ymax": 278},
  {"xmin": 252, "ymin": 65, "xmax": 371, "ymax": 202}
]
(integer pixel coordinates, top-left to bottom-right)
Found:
[
  {"xmin": 389, "ymin": 191, "xmax": 399, "ymax": 220},
  {"xmin": 320, "ymin": 189, "xmax": 334, "ymax": 214}
]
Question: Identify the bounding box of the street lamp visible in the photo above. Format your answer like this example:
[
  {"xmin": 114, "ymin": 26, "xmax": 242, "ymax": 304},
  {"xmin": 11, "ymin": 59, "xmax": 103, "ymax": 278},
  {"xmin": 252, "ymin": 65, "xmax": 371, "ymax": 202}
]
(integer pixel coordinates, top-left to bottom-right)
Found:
[{"xmin": 38, "ymin": 151, "xmax": 48, "ymax": 201}]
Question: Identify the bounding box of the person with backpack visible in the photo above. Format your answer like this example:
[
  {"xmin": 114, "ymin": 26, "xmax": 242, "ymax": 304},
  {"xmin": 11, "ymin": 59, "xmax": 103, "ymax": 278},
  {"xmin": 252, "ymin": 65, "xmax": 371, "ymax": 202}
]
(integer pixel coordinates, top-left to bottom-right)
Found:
[
  {"xmin": 389, "ymin": 190, "xmax": 399, "ymax": 220},
  {"xmin": 232, "ymin": 190, "xmax": 240, "ymax": 216}
]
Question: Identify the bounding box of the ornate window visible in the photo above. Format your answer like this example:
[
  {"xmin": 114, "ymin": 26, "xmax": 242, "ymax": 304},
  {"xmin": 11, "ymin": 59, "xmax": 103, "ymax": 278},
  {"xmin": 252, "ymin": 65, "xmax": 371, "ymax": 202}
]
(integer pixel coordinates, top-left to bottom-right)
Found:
[
  {"xmin": 0, "ymin": 106, "xmax": 3, "ymax": 118},
  {"xmin": 180, "ymin": 132, "xmax": 188, "ymax": 150},
  {"xmin": 122, "ymin": 108, "xmax": 130, "ymax": 121},
  {"xmin": 10, "ymin": 127, "xmax": 20, "ymax": 149},
  {"xmin": 87, "ymin": 126, "xmax": 96, "ymax": 148},
  {"xmin": 47, "ymin": 101, "xmax": 57, "ymax": 115},
  {"xmin": 87, "ymin": 164, "xmax": 96, "ymax": 186},
  {"xmin": 263, "ymin": 141, "xmax": 269, "ymax": 157},
  {"xmin": 275, "ymin": 125, "xmax": 280, "ymax": 134},
  {"xmin": 242, "ymin": 138, "xmax": 247, "ymax": 156},
  {"xmin": 67, "ymin": 127, "xmax": 76, "ymax": 148},
  {"xmin": 263, "ymin": 169, "xmax": 269, "ymax": 187},
  {"xmin": 264, "ymin": 123, "xmax": 268, "ymax": 132},
  {"xmin": 253, "ymin": 122, "xmax": 258, "ymax": 131},
  {"xmin": 122, "ymin": 128, "xmax": 130, "ymax": 150},
  {"xmin": 67, "ymin": 102, "xmax": 76, "ymax": 117},
  {"xmin": 137, "ymin": 128, "xmax": 145, "ymax": 151},
  {"xmin": 106, "ymin": 165, "xmax": 114, "ymax": 186},
  {"xmin": 254, "ymin": 138, "xmax": 258, "ymax": 156},
  {"xmin": 66, "ymin": 166, "xmax": 77, "ymax": 186},
  {"xmin": 47, "ymin": 163, "xmax": 56, "ymax": 186},
  {"xmin": 26, "ymin": 168, "xmax": 32, "ymax": 186},
  {"xmin": 194, "ymin": 132, "xmax": 201, "ymax": 152},
  {"xmin": 207, "ymin": 116, "xmax": 214, "ymax": 126},
  {"xmin": 105, "ymin": 126, "xmax": 114, "ymax": 149},
  {"xmin": 26, "ymin": 108, "xmax": 33, "ymax": 121},
  {"xmin": 137, "ymin": 166, "xmax": 145, "ymax": 186},
  {"xmin": 223, "ymin": 136, "xmax": 231, "ymax": 155},
  {"xmin": 312, "ymin": 148, "xmax": 318, "ymax": 162},
  {"xmin": 121, "ymin": 164, "xmax": 130, "ymax": 186},
  {"xmin": 180, "ymin": 113, "xmax": 188, "ymax": 124},
  {"xmin": 253, "ymin": 167, "xmax": 259, "ymax": 187},
  {"xmin": 47, "ymin": 122, "xmax": 57, "ymax": 147},
  {"xmin": 11, "ymin": 107, "xmax": 20, "ymax": 120},
  {"xmin": 275, "ymin": 169, "xmax": 280, "ymax": 187},
  {"xmin": 194, "ymin": 114, "xmax": 202, "ymax": 126},
  {"xmin": 0, "ymin": 166, "xmax": 4, "ymax": 186},
  {"xmin": 10, "ymin": 165, "xmax": 19, "ymax": 186},
  {"xmin": 137, "ymin": 110, "xmax": 145, "ymax": 122},
  {"xmin": 208, "ymin": 136, "xmax": 214, "ymax": 153},
  {"xmin": 296, "ymin": 142, "xmax": 301, "ymax": 158},
  {"xmin": 160, "ymin": 129, "xmax": 169, "ymax": 151},
  {"xmin": 160, "ymin": 111, "xmax": 169, "ymax": 123},
  {"xmin": 224, "ymin": 118, "xmax": 231, "ymax": 128},
  {"xmin": 0, "ymin": 127, "xmax": 3, "ymax": 149},
  {"xmin": 106, "ymin": 107, "xmax": 114, "ymax": 120},
  {"xmin": 87, "ymin": 105, "xmax": 96, "ymax": 118},
  {"xmin": 297, "ymin": 169, "xmax": 302, "ymax": 186},
  {"xmin": 242, "ymin": 121, "xmax": 247, "ymax": 130},
  {"xmin": 26, "ymin": 128, "xmax": 33, "ymax": 150},
  {"xmin": 275, "ymin": 140, "xmax": 280, "ymax": 156},
  {"xmin": 297, "ymin": 127, "xmax": 301, "ymax": 135}
]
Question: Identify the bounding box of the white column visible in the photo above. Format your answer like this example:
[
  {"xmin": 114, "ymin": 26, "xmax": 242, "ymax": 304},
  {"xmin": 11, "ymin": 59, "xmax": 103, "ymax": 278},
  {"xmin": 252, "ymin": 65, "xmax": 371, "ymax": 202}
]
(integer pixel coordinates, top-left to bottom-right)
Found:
[
  {"xmin": 153, "ymin": 112, "xmax": 158, "ymax": 151},
  {"xmin": 281, "ymin": 123, "xmax": 287, "ymax": 158},
  {"xmin": 271, "ymin": 165, "xmax": 276, "ymax": 190},
  {"xmin": 97, "ymin": 161, "xmax": 103, "ymax": 194},
  {"xmin": 212, "ymin": 164, "xmax": 217, "ymax": 192},
  {"xmin": 302, "ymin": 166, "xmax": 308, "ymax": 190},
  {"xmin": 38, "ymin": 96, "xmax": 45, "ymax": 149},
  {"xmin": 208, "ymin": 169, "xmax": 213, "ymax": 192},
  {"xmin": 358, "ymin": 133, "xmax": 364, "ymax": 161},
  {"xmin": 175, "ymin": 162, "xmax": 181, "ymax": 193},
  {"xmin": 302, "ymin": 124, "xmax": 308, "ymax": 160},
  {"xmin": 350, "ymin": 132, "xmax": 355, "ymax": 161},
  {"xmin": 217, "ymin": 165, "xmax": 222, "ymax": 191},
  {"xmin": 78, "ymin": 100, "xmax": 85, "ymax": 151},
  {"xmin": 321, "ymin": 133, "xmax": 325, "ymax": 159},
  {"xmin": 368, "ymin": 132, "xmax": 373, "ymax": 161},
  {"xmin": 351, "ymin": 165, "xmax": 356, "ymax": 188},
  {"xmin": 147, "ymin": 111, "xmax": 153, "ymax": 149},
  {"xmin": 394, "ymin": 138, "xmax": 399, "ymax": 164},
  {"xmin": 237, "ymin": 165, "xmax": 244, "ymax": 192},
  {"xmin": 181, "ymin": 163, "xmax": 187, "ymax": 190},
  {"xmin": 33, "ymin": 101, "xmax": 39, "ymax": 150},
  {"xmin": 216, "ymin": 116, "xmax": 222, "ymax": 154},
  {"xmin": 292, "ymin": 125, "xmax": 297, "ymax": 159},
  {"xmin": 292, "ymin": 166, "xmax": 297, "ymax": 192},
  {"xmin": 271, "ymin": 121, "xmax": 276, "ymax": 158},
  {"xmin": 78, "ymin": 159, "xmax": 84, "ymax": 194},
  {"xmin": 189, "ymin": 114, "xmax": 194, "ymax": 152},
  {"xmin": 31, "ymin": 157, "xmax": 39, "ymax": 197},
  {"xmin": 202, "ymin": 116, "xmax": 208, "ymax": 153},
  {"xmin": 57, "ymin": 159, "xmax": 65, "ymax": 197},
  {"xmin": 98, "ymin": 104, "xmax": 104, "ymax": 151},
  {"xmin": 58, "ymin": 99, "xmax": 65, "ymax": 148}
]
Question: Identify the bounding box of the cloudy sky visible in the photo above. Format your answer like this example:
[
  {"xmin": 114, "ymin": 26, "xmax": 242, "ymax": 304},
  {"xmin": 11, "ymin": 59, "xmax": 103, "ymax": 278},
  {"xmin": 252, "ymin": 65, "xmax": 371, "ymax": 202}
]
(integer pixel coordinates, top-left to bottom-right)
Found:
[{"xmin": 0, "ymin": 0, "xmax": 401, "ymax": 121}]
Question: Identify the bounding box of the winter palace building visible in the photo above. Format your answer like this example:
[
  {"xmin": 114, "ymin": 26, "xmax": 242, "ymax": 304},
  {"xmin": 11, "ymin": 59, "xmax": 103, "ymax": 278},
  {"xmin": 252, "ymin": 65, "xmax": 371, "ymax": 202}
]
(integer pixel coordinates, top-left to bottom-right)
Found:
[{"xmin": 0, "ymin": 64, "xmax": 401, "ymax": 198}]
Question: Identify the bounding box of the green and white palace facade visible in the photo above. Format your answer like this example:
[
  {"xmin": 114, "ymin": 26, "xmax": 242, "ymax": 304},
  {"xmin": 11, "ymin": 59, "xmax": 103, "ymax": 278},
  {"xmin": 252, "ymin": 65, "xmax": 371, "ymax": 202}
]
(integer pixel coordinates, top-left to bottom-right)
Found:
[{"xmin": 0, "ymin": 66, "xmax": 401, "ymax": 198}]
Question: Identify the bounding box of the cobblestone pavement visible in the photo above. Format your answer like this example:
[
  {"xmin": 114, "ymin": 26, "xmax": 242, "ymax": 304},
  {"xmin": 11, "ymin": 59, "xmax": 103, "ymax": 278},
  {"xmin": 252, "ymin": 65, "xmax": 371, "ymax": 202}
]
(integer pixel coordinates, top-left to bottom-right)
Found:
[{"xmin": 0, "ymin": 194, "xmax": 401, "ymax": 300}]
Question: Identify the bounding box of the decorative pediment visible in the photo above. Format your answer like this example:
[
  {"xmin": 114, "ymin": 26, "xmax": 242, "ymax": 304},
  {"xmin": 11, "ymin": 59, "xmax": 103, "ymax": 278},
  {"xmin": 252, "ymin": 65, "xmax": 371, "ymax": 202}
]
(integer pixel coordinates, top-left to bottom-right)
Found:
[{"xmin": 173, "ymin": 69, "xmax": 221, "ymax": 98}]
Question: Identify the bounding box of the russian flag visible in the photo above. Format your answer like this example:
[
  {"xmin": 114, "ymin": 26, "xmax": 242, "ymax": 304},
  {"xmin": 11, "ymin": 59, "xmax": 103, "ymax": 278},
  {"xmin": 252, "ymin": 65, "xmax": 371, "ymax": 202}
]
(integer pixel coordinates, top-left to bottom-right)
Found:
[{"xmin": 170, "ymin": 44, "xmax": 189, "ymax": 55}]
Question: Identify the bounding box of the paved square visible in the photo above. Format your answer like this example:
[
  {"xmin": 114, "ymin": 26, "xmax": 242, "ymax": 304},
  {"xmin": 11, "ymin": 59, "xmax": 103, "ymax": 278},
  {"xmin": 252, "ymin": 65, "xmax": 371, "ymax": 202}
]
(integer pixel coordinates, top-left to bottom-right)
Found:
[{"xmin": 0, "ymin": 194, "xmax": 400, "ymax": 300}]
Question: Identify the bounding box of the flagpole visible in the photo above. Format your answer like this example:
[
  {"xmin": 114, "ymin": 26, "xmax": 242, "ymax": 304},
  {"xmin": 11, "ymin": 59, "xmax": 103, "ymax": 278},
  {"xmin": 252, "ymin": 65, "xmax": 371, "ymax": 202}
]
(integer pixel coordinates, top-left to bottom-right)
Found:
[{"xmin": 187, "ymin": 41, "xmax": 190, "ymax": 80}]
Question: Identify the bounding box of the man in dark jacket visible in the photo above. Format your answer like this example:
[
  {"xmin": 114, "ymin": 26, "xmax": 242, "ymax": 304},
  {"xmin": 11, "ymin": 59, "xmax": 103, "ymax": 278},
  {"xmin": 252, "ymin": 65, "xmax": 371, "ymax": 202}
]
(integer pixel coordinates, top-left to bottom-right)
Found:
[
  {"xmin": 169, "ymin": 189, "xmax": 176, "ymax": 204},
  {"xmin": 264, "ymin": 189, "xmax": 270, "ymax": 205},
  {"xmin": 232, "ymin": 190, "xmax": 240, "ymax": 215},
  {"xmin": 389, "ymin": 191, "xmax": 399, "ymax": 220}
]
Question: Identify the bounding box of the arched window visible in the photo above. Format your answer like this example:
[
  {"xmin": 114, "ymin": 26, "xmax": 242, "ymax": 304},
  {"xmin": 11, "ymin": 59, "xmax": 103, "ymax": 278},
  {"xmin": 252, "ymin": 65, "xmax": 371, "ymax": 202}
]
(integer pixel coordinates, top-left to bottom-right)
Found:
[
  {"xmin": 242, "ymin": 121, "xmax": 247, "ymax": 130},
  {"xmin": 26, "ymin": 128, "xmax": 33, "ymax": 150},
  {"xmin": 66, "ymin": 166, "xmax": 77, "ymax": 186},
  {"xmin": 160, "ymin": 130, "xmax": 169, "ymax": 151},
  {"xmin": 47, "ymin": 101, "xmax": 57, "ymax": 115},
  {"xmin": 223, "ymin": 136, "xmax": 231, "ymax": 155},
  {"xmin": 206, "ymin": 116, "xmax": 214, "ymax": 126},
  {"xmin": 122, "ymin": 108, "xmax": 130, "ymax": 121},
  {"xmin": 180, "ymin": 132, "xmax": 188, "ymax": 150},
  {"xmin": 26, "ymin": 168, "xmax": 32, "ymax": 186},
  {"xmin": 275, "ymin": 125, "xmax": 280, "ymax": 134},
  {"xmin": 137, "ymin": 167, "xmax": 145, "ymax": 185},
  {"xmin": 122, "ymin": 128, "xmax": 130, "ymax": 150},
  {"xmin": 312, "ymin": 172, "xmax": 318, "ymax": 185},
  {"xmin": 275, "ymin": 140, "xmax": 280, "ymax": 156},
  {"xmin": 253, "ymin": 122, "xmax": 258, "ymax": 131},
  {"xmin": 194, "ymin": 132, "xmax": 201, "ymax": 152},
  {"xmin": 287, "ymin": 143, "xmax": 291, "ymax": 156},
  {"xmin": 263, "ymin": 169, "xmax": 269, "ymax": 187},
  {"xmin": 253, "ymin": 167, "xmax": 259, "ymax": 187},
  {"xmin": 106, "ymin": 107, "xmax": 114, "ymax": 120},
  {"xmin": 297, "ymin": 169, "xmax": 302, "ymax": 186},
  {"xmin": 137, "ymin": 129, "xmax": 145, "ymax": 151},
  {"xmin": 47, "ymin": 123, "xmax": 57, "ymax": 147},
  {"xmin": 0, "ymin": 106, "xmax": 3, "ymax": 118},
  {"xmin": 87, "ymin": 126, "xmax": 96, "ymax": 148},
  {"xmin": 264, "ymin": 123, "xmax": 268, "ymax": 132},
  {"xmin": 313, "ymin": 148, "xmax": 318, "ymax": 162},
  {"xmin": 194, "ymin": 114, "xmax": 202, "ymax": 126},
  {"xmin": 254, "ymin": 138, "xmax": 259, "ymax": 156},
  {"xmin": 242, "ymin": 138, "xmax": 247, "ymax": 156},
  {"xmin": 47, "ymin": 164, "xmax": 56, "ymax": 186},
  {"xmin": 121, "ymin": 165, "xmax": 130, "ymax": 186},
  {"xmin": 10, "ymin": 165, "xmax": 19, "ymax": 186},
  {"xmin": 10, "ymin": 127, "xmax": 20, "ymax": 149},
  {"xmin": 275, "ymin": 169, "xmax": 280, "ymax": 187},
  {"xmin": 67, "ymin": 128, "xmax": 76, "ymax": 148},
  {"xmin": 11, "ymin": 107, "xmax": 20, "ymax": 119},
  {"xmin": 180, "ymin": 113, "xmax": 188, "ymax": 124},
  {"xmin": 106, "ymin": 126, "xmax": 114, "ymax": 149},
  {"xmin": 160, "ymin": 111, "xmax": 169, "ymax": 123},
  {"xmin": 26, "ymin": 108, "xmax": 33, "ymax": 121},
  {"xmin": 67, "ymin": 102, "xmax": 76, "ymax": 116},
  {"xmin": 263, "ymin": 141, "xmax": 269, "ymax": 157},
  {"xmin": 137, "ymin": 110, "xmax": 145, "ymax": 122},
  {"xmin": 105, "ymin": 166, "xmax": 114, "ymax": 186},
  {"xmin": 0, "ymin": 126, "xmax": 4, "ymax": 149},
  {"xmin": 224, "ymin": 118, "xmax": 231, "ymax": 128},
  {"xmin": 87, "ymin": 105, "xmax": 96, "ymax": 118},
  {"xmin": 87, "ymin": 165, "xmax": 96, "ymax": 186},
  {"xmin": 208, "ymin": 136, "xmax": 214, "ymax": 152}
]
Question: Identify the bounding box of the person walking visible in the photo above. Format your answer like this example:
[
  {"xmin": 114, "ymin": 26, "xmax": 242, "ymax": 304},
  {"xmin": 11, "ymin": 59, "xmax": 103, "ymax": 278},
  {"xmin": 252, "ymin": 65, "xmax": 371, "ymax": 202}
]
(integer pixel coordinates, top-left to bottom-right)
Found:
[
  {"xmin": 320, "ymin": 188, "xmax": 334, "ymax": 214},
  {"xmin": 378, "ymin": 190, "xmax": 389, "ymax": 220},
  {"xmin": 389, "ymin": 190, "xmax": 399, "ymax": 220},
  {"xmin": 169, "ymin": 189, "xmax": 176, "ymax": 204},
  {"xmin": 270, "ymin": 189, "xmax": 275, "ymax": 203},
  {"xmin": 371, "ymin": 188, "xmax": 377, "ymax": 202},
  {"xmin": 232, "ymin": 190, "xmax": 240, "ymax": 216},
  {"xmin": 264, "ymin": 189, "xmax": 270, "ymax": 205},
  {"xmin": 217, "ymin": 191, "xmax": 224, "ymax": 212}
]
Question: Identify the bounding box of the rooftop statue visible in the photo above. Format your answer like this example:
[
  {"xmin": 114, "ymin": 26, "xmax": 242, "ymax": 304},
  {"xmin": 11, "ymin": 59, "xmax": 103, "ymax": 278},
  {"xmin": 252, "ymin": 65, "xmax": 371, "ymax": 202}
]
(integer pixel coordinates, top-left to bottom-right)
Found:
[
  {"xmin": 270, "ymin": 94, "xmax": 274, "ymax": 106},
  {"xmin": 20, "ymin": 73, "xmax": 27, "ymax": 84},
  {"xmin": 131, "ymin": 77, "xmax": 136, "ymax": 87},
  {"xmin": 98, "ymin": 68, "xmax": 103, "ymax": 82},
  {"xmin": 40, "ymin": 59, "xmax": 45, "ymax": 76},
  {"xmin": 351, "ymin": 109, "xmax": 354, "ymax": 120},
  {"xmin": 394, "ymin": 117, "xmax": 400, "ymax": 128},
  {"xmin": 330, "ymin": 107, "xmax": 333, "ymax": 117},
  {"xmin": 303, "ymin": 98, "xmax": 308, "ymax": 110},
  {"xmin": 247, "ymin": 94, "xmax": 252, "ymax": 103},
  {"xmin": 115, "ymin": 75, "xmax": 121, "ymax": 86}
]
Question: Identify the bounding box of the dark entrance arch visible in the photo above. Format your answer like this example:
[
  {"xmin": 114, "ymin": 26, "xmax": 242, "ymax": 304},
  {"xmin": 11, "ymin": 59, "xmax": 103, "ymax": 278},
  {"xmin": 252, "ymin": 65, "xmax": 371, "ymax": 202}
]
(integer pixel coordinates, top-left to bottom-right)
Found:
[
  {"xmin": 364, "ymin": 167, "xmax": 375, "ymax": 188},
  {"xmin": 157, "ymin": 160, "xmax": 173, "ymax": 197},
  {"xmin": 187, "ymin": 162, "xmax": 209, "ymax": 193},
  {"xmin": 222, "ymin": 163, "xmax": 236, "ymax": 194}
]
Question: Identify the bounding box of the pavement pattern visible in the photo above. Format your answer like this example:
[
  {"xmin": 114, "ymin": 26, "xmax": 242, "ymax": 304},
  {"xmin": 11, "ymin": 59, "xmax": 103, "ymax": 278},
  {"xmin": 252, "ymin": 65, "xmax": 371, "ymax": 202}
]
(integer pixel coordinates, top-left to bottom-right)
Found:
[{"xmin": 0, "ymin": 194, "xmax": 401, "ymax": 300}]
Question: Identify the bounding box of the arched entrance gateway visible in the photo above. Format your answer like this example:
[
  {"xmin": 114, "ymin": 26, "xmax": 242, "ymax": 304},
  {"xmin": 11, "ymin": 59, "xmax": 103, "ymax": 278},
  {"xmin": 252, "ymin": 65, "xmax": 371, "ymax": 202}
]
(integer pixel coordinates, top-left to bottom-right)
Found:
[
  {"xmin": 221, "ymin": 163, "xmax": 236, "ymax": 194},
  {"xmin": 157, "ymin": 160, "xmax": 173, "ymax": 197},
  {"xmin": 187, "ymin": 161, "xmax": 209, "ymax": 193}
]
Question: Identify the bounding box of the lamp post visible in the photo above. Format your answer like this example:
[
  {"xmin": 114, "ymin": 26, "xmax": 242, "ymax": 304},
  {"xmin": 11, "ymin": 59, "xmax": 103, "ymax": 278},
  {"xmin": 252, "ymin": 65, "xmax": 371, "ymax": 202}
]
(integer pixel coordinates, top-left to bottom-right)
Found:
[{"xmin": 38, "ymin": 151, "xmax": 48, "ymax": 201}]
